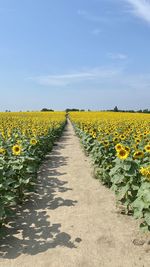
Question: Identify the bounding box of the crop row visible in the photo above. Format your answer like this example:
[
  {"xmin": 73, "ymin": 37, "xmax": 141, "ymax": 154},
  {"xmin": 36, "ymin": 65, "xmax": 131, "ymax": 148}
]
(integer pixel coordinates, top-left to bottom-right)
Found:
[
  {"xmin": 0, "ymin": 112, "xmax": 66, "ymax": 226},
  {"xmin": 70, "ymin": 112, "xmax": 150, "ymax": 231}
]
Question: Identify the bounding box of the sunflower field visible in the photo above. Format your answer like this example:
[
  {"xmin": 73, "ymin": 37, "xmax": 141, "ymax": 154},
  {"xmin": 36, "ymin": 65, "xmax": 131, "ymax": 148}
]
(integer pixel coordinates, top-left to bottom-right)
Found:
[
  {"xmin": 70, "ymin": 111, "xmax": 150, "ymax": 231},
  {"xmin": 0, "ymin": 111, "xmax": 66, "ymax": 226}
]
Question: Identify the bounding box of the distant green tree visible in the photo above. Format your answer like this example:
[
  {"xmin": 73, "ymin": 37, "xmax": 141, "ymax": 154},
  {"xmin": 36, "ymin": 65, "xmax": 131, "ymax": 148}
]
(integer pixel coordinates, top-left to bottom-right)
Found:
[
  {"xmin": 143, "ymin": 109, "xmax": 149, "ymax": 113},
  {"xmin": 41, "ymin": 108, "xmax": 54, "ymax": 112},
  {"xmin": 65, "ymin": 108, "xmax": 79, "ymax": 112},
  {"xmin": 114, "ymin": 106, "xmax": 118, "ymax": 112}
]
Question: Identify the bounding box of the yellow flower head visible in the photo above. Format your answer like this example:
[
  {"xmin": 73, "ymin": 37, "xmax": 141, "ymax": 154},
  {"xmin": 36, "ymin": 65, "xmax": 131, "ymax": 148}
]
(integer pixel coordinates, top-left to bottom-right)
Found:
[
  {"xmin": 30, "ymin": 138, "xmax": 38, "ymax": 146},
  {"xmin": 133, "ymin": 150, "xmax": 144, "ymax": 159},
  {"xmin": 135, "ymin": 138, "xmax": 141, "ymax": 144},
  {"xmin": 103, "ymin": 140, "xmax": 109, "ymax": 147},
  {"xmin": 124, "ymin": 146, "xmax": 130, "ymax": 153},
  {"xmin": 140, "ymin": 166, "xmax": 150, "ymax": 181},
  {"xmin": 113, "ymin": 137, "xmax": 119, "ymax": 143},
  {"xmin": 0, "ymin": 147, "xmax": 6, "ymax": 155},
  {"xmin": 117, "ymin": 148, "xmax": 129, "ymax": 160},
  {"xmin": 115, "ymin": 143, "xmax": 123, "ymax": 152},
  {"xmin": 144, "ymin": 145, "xmax": 150, "ymax": 153},
  {"xmin": 92, "ymin": 133, "xmax": 96, "ymax": 139},
  {"xmin": 120, "ymin": 134, "xmax": 126, "ymax": 140},
  {"xmin": 12, "ymin": 144, "xmax": 21, "ymax": 156}
]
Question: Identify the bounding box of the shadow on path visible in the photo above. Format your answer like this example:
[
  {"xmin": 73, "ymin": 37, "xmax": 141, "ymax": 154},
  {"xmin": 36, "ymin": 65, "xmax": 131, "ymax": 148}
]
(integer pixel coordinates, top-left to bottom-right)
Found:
[{"xmin": 0, "ymin": 130, "xmax": 79, "ymax": 259}]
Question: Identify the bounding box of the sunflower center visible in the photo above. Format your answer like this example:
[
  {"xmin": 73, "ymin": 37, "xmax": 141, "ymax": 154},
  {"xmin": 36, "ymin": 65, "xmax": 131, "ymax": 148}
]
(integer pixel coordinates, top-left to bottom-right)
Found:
[{"xmin": 119, "ymin": 150, "xmax": 126, "ymax": 156}]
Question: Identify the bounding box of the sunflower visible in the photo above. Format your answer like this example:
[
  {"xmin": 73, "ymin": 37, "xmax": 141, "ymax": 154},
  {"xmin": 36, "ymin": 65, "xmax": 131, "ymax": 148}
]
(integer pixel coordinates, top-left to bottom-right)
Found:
[
  {"xmin": 115, "ymin": 143, "xmax": 123, "ymax": 152},
  {"xmin": 0, "ymin": 147, "xmax": 6, "ymax": 155},
  {"xmin": 117, "ymin": 148, "xmax": 129, "ymax": 160},
  {"xmin": 135, "ymin": 138, "xmax": 141, "ymax": 144},
  {"xmin": 140, "ymin": 166, "xmax": 150, "ymax": 181},
  {"xmin": 12, "ymin": 144, "xmax": 21, "ymax": 156},
  {"xmin": 30, "ymin": 138, "xmax": 37, "ymax": 146},
  {"xmin": 133, "ymin": 151, "xmax": 144, "ymax": 159},
  {"xmin": 144, "ymin": 145, "xmax": 150, "ymax": 153},
  {"xmin": 113, "ymin": 137, "xmax": 119, "ymax": 143},
  {"xmin": 124, "ymin": 146, "xmax": 130, "ymax": 153},
  {"xmin": 120, "ymin": 134, "xmax": 126, "ymax": 140},
  {"xmin": 92, "ymin": 133, "xmax": 96, "ymax": 139},
  {"xmin": 103, "ymin": 140, "xmax": 109, "ymax": 147}
]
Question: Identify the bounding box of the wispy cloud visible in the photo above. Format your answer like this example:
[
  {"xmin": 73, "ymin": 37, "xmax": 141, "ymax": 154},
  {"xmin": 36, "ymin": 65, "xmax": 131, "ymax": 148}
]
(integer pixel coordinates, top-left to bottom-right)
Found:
[
  {"xmin": 30, "ymin": 67, "xmax": 122, "ymax": 87},
  {"xmin": 125, "ymin": 0, "xmax": 150, "ymax": 24},
  {"xmin": 77, "ymin": 9, "xmax": 108, "ymax": 23},
  {"xmin": 107, "ymin": 53, "xmax": 128, "ymax": 60},
  {"xmin": 29, "ymin": 67, "xmax": 150, "ymax": 100}
]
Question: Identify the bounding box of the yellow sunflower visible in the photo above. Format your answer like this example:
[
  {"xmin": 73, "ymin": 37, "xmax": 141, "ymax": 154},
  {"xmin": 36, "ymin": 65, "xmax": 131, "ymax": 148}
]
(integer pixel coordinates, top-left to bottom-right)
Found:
[
  {"xmin": 12, "ymin": 144, "xmax": 21, "ymax": 156},
  {"xmin": 117, "ymin": 148, "xmax": 129, "ymax": 160},
  {"xmin": 103, "ymin": 140, "xmax": 109, "ymax": 147},
  {"xmin": 0, "ymin": 147, "xmax": 6, "ymax": 155},
  {"xmin": 140, "ymin": 166, "xmax": 150, "ymax": 181},
  {"xmin": 120, "ymin": 134, "xmax": 126, "ymax": 140},
  {"xmin": 124, "ymin": 146, "xmax": 130, "ymax": 153},
  {"xmin": 135, "ymin": 138, "xmax": 141, "ymax": 144},
  {"xmin": 144, "ymin": 145, "xmax": 150, "ymax": 153},
  {"xmin": 30, "ymin": 138, "xmax": 38, "ymax": 146},
  {"xmin": 113, "ymin": 137, "xmax": 119, "ymax": 143},
  {"xmin": 133, "ymin": 151, "xmax": 144, "ymax": 159},
  {"xmin": 115, "ymin": 143, "xmax": 123, "ymax": 152},
  {"xmin": 92, "ymin": 133, "xmax": 96, "ymax": 139}
]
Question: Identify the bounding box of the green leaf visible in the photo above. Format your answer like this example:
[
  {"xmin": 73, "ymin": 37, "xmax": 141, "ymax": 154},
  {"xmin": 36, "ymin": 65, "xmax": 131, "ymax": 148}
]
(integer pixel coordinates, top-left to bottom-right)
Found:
[
  {"xmin": 109, "ymin": 165, "xmax": 121, "ymax": 176},
  {"xmin": 118, "ymin": 184, "xmax": 130, "ymax": 199},
  {"xmin": 131, "ymin": 185, "xmax": 140, "ymax": 191},
  {"xmin": 23, "ymin": 178, "xmax": 30, "ymax": 184},
  {"xmin": 111, "ymin": 174, "xmax": 124, "ymax": 184},
  {"xmin": 144, "ymin": 212, "xmax": 150, "ymax": 226},
  {"xmin": 140, "ymin": 222, "xmax": 149, "ymax": 232},
  {"xmin": 133, "ymin": 199, "xmax": 145, "ymax": 211},
  {"xmin": 123, "ymin": 162, "xmax": 131, "ymax": 171},
  {"xmin": 0, "ymin": 208, "xmax": 5, "ymax": 219},
  {"xmin": 133, "ymin": 209, "xmax": 143, "ymax": 219}
]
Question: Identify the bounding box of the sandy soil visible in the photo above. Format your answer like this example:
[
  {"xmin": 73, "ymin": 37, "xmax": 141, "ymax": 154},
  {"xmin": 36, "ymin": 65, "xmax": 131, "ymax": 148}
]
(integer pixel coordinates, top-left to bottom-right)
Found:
[{"xmin": 0, "ymin": 120, "xmax": 150, "ymax": 267}]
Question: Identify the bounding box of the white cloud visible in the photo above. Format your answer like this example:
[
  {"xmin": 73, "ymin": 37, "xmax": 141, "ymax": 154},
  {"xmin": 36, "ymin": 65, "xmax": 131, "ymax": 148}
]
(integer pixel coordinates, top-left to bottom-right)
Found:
[
  {"xmin": 125, "ymin": 0, "xmax": 150, "ymax": 23},
  {"xmin": 29, "ymin": 67, "xmax": 150, "ymax": 100},
  {"xmin": 107, "ymin": 53, "xmax": 128, "ymax": 60},
  {"xmin": 30, "ymin": 67, "xmax": 122, "ymax": 87}
]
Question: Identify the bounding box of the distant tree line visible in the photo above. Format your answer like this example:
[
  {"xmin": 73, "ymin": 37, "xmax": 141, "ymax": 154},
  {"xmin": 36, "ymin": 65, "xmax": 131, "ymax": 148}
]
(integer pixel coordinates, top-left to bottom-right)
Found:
[
  {"xmin": 65, "ymin": 108, "xmax": 88, "ymax": 112},
  {"xmin": 3, "ymin": 107, "xmax": 150, "ymax": 113},
  {"xmin": 41, "ymin": 108, "xmax": 54, "ymax": 112},
  {"xmin": 107, "ymin": 106, "xmax": 150, "ymax": 113},
  {"xmin": 65, "ymin": 107, "xmax": 150, "ymax": 113}
]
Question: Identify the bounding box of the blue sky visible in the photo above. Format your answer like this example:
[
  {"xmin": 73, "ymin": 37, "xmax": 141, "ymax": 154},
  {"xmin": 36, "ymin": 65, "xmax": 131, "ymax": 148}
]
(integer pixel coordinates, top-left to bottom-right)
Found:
[{"xmin": 0, "ymin": 0, "xmax": 150, "ymax": 111}]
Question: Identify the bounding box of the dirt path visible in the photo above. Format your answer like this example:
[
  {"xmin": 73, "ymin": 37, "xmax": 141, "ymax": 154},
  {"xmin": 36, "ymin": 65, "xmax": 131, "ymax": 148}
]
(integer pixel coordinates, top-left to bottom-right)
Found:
[{"xmin": 0, "ymin": 120, "xmax": 150, "ymax": 267}]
